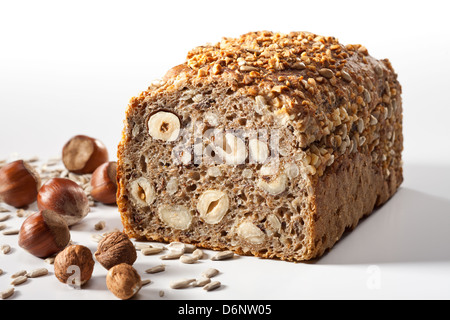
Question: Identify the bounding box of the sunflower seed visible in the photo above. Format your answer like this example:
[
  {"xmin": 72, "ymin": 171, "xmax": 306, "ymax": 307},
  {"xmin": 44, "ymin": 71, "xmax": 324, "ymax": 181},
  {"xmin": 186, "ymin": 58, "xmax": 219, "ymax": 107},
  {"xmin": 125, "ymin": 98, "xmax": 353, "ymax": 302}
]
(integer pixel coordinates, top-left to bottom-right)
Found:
[
  {"xmin": 141, "ymin": 279, "xmax": 151, "ymax": 286},
  {"xmin": 134, "ymin": 243, "xmax": 153, "ymax": 251},
  {"xmin": 11, "ymin": 275, "xmax": 27, "ymax": 286},
  {"xmin": 203, "ymin": 281, "xmax": 221, "ymax": 291},
  {"xmin": 0, "ymin": 207, "xmax": 10, "ymax": 213},
  {"xmin": 179, "ymin": 255, "xmax": 197, "ymax": 264},
  {"xmin": 192, "ymin": 249, "xmax": 204, "ymax": 260},
  {"xmin": 26, "ymin": 268, "xmax": 48, "ymax": 278},
  {"xmin": 0, "ymin": 214, "xmax": 11, "ymax": 222},
  {"xmin": 1, "ymin": 244, "xmax": 11, "ymax": 254},
  {"xmin": 193, "ymin": 277, "xmax": 211, "ymax": 287},
  {"xmin": 184, "ymin": 244, "xmax": 196, "ymax": 253},
  {"xmin": 160, "ymin": 251, "xmax": 184, "ymax": 260},
  {"xmin": 159, "ymin": 290, "xmax": 165, "ymax": 297},
  {"xmin": 145, "ymin": 265, "xmax": 165, "ymax": 274},
  {"xmin": 94, "ymin": 221, "xmax": 105, "ymax": 231},
  {"xmin": 142, "ymin": 247, "xmax": 164, "ymax": 255},
  {"xmin": 211, "ymin": 250, "xmax": 234, "ymax": 261},
  {"xmin": 319, "ymin": 68, "xmax": 334, "ymax": 79},
  {"xmin": 0, "ymin": 223, "xmax": 7, "ymax": 231},
  {"xmin": 166, "ymin": 242, "xmax": 186, "ymax": 253},
  {"xmin": 201, "ymin": 268, "xmax": 219, "ymax": 278},
  {"xmin": 1, "ymin": 287, "xmax": 14, "ymax": 299},
  {"xmin": 170, "ymin": 278, "xmax": 195, "ymax": 289},
  {"xmin": 2, "ymin": 229, "xmax": 19, "ymax": 235},
  {"xmin": 11, "ymin": 270, "xmax": 27, "ymax": 278}
]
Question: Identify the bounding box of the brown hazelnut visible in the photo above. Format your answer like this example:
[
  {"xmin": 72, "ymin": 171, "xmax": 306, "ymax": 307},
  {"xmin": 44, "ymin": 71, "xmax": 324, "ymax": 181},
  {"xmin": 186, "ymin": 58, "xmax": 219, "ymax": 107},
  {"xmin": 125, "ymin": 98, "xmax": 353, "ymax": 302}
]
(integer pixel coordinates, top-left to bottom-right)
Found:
[
  {"xmin": 37, "ymin": 178, "xmax": 90, "ymax": 226},
  {"xmin": 62, "ymin": 135, "xmax": 109, "ymax": 174},
  {"xmin": 90, "ymin": 161, "xmax": 117, "ymax": 204},
  {"xmin": 54, "ymin": 245, "xmax": 95, "ymax": 287},
  {"xmin": 18, "ymin": 209, "xmax": 71, "ymax": 258},
  {"xmin": 106, "ymin": 263, "xmax": 141, "ymax": 300},
  {"xmin": 0, "ymin": 160, "xmax": 41, "ymax": 208},
  {"xmin": 95, "ymin": 231, "xmax": 137, "ymax": 270}
]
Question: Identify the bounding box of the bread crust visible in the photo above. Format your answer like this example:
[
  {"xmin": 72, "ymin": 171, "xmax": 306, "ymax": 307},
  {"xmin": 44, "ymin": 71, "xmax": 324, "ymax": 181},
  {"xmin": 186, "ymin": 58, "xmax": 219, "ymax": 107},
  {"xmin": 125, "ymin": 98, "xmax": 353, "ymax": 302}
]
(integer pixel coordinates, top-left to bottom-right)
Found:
[{"xmin": 116, "ymin": 31, "xmax": 403, "ymax": 261}]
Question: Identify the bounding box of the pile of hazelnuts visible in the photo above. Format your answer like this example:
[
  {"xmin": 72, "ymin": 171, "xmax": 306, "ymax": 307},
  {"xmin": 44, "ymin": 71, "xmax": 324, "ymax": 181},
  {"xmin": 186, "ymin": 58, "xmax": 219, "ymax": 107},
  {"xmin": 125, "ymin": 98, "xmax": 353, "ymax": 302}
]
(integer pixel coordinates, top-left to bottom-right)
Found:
[{"xmin": 0, "ymin": 135, "xmax": 140, "ymax": 299}]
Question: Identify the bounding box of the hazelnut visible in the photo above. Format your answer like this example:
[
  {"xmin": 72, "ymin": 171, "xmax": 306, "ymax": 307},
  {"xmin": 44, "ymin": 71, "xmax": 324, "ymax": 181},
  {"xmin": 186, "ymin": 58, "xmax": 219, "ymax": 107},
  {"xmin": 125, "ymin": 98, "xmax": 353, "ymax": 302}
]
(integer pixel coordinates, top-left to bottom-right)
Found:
[
  {"xmin": 37, "ymin": 178, "xmax": 90, "ymax": 226},
  {"xmin": 54, "ymin": 245, "xmax": 95, "ymax": 287},
  {"xmin": 90, "ymin": 161, "xmax": 117, "ymax": 204},
  {"xmin": 95, "ymin": 231, "xmax": 137, "ymax": 270},
  {"xmin": 0, "ymin": 160, "xmax": 41, "ymax": 208},
  {"xmin": 18, "ymin": 209, "xmax": 71, "ymax": 258},
  {"xmin": 106, "ymin": 263, "xmax": 141, "ymax": 300},
  {"xmin": 62, "ymin": 135, "xmax": 109, "ymax": 174}
]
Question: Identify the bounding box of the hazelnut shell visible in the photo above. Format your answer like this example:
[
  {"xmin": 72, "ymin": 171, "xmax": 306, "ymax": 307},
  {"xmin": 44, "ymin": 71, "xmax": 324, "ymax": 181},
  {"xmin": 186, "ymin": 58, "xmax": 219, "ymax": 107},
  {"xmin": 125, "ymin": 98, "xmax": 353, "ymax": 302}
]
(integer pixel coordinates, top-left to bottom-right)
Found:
[
  {"xmin": 62, "ymin": 135, "xmax": 109, "ymax": 174},
  {"xmin": 37, "ymin": 178, "xmax": 90, "ymax": 226},
  {"xmin": 90, "ymin": 161, "xmax": 117, "ymax": 204},
  {"xmin": 18, "ymin": 209, "xmax": 71, "ymax": 258},
  {"xmin": 0, "ymin": 160, "xmax": 41, "ymax": 208}
]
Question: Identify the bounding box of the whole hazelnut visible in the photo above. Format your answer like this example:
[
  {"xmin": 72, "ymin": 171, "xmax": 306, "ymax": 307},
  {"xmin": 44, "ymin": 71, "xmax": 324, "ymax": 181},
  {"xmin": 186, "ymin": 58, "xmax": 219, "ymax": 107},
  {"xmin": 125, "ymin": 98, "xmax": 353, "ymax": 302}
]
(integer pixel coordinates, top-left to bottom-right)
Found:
[
  {"xmin": 95, "ymin": 231, "xmax": 137, "ymax": 270},
  {"xmin": 54, "ymin": 245, "xmax": 95, "ymax": 287},
  {"xmin": 90, "ymin": 161, "xmax": 117, "ymax": 204},
  {"xmin": 62, "ymin": 135, "xmax": 109, "ymax": 174},
  {"xmin": 18, "ymin": 209, "xmax": 71, "ymax": 258},
  {"xmin": 106, "ymin": 263, "xmax": 141, "ymax": 300},
  {"xmin": 37, "ymin": 178, "xmax": 90, "ymax": 226},
  {"xmin": 0, "ymin": 160, "xmax": 41, "ymax": 208}
]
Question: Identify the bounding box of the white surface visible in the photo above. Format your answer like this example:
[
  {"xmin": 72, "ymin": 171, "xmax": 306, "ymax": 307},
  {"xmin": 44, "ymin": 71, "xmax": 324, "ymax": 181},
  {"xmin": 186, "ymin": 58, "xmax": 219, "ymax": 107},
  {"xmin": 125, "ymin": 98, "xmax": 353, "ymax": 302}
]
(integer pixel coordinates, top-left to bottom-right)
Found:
[{"xmin": 1, "ymin": 0, "xmax": 450, "ymax": 300}]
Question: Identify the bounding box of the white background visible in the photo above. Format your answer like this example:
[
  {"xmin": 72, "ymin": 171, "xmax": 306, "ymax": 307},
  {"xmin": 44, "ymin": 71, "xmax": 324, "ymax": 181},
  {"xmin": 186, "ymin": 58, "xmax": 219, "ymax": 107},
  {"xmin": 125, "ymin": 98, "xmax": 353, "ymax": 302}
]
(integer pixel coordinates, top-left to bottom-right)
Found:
[{"xmin": 1, "ymin": 0, "xmax": 450, "ymax": 300}]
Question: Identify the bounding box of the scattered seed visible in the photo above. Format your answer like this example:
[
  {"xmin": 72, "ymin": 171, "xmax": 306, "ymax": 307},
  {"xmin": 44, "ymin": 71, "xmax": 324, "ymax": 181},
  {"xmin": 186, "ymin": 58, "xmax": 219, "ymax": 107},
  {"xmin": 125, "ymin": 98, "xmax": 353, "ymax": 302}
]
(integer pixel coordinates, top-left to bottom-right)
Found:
[
  {"xmin": 2, "ymin": 229, "xmax": 19, "ymax": 235},
  {"xmin": 192, "ymin": 249, "xmax": 204, "ymax": 260},
  {"xmin": 141, "ymin": 247, "xmax": 164, "ymax": 255},
  {"xmin": 11, "ymin": 275, "xmax": 27, "ymax": 286},
  {"xmin": 201, "ymin": 268, "xmax": 219, "ymax": 278},
  {"xmin": 160, "ymin": 251, "xmax": 184, "ymax": 260},
  {"xmin": 90, "ymin": 234, "xmax": 104, "ymax": 243},
  {"xmin": 193, "ymin": 277, "xmax": 211, "ymax": 287},
  {"xmin": 141, "ymin": 279, "xmax": 151, "ymax": 286},
  {"xmin": 145, "ymin": 265, "xmax": 166, "ymax": 274},
  {"xmin": 179, "ymin": 255, "xmax": 197, "ymax": 264},
  {"xmin": 159, "ymin": 290, "xmax": 165, "ymax": 297},
  {"xmin": 211, "ymin": 250, "xmax": 234, "ymax": 261},
  {"xmin": 0, "ymin": 269, "xmax": 3, "ymax": 276},
  {"xmin": 45, "ymin": 256, "xmax": 55, "ymax": 265},
  {"xmin": 203, "ymin": 281, "xmax": 221, "ymax": 291},
  {"xmin": 94, "ymin": 221, "xmax": 106, "ymax": 231},
  {"xmin": 0, "ymin": 207, "xmax": 10, "ymax": 213},
  {"xmin": 0, "ymin": 223, "xmax": 7, "ymax": 231},
  {"xmin": 0, "ymin": 214, "xmax": 11, "ymax": 222},
  {"xmin": 1, "ymin": 244, "xmax": 11, "ymax": 254},
  {"xmin": 26, "ymin": 268, "xmax": 48, "ymax": 278},
  {"xmin": 134, "ymin": 243, "xmax": 153, "ymax": 251},
  {"xmin": 170, "ymin": 278, "xmax": 195, "ymax": 289},
  {"xmin": 1, "ymin": 287, "xmax": 14, "ymax": 299},
  {"xmin": 11, "ymin": 270, "xmax": 27, "ymax": 279}
]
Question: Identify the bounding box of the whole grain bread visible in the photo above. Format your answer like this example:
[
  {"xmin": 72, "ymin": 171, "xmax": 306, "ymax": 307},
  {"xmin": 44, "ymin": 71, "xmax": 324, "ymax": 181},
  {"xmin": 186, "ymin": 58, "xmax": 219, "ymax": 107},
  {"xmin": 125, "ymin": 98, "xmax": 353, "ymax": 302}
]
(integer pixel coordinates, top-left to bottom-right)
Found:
[{"xmin": 116, "ymin": 31, "xmax": 403, "ymax": 261}]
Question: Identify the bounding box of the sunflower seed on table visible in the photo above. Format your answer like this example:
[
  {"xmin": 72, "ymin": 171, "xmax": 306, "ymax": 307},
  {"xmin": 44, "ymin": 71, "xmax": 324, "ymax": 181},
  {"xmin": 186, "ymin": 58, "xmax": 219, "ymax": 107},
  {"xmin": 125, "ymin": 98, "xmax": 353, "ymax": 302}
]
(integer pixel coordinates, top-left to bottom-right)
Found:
[
  {"xmin": 211, "ymin": 250, "xmax": 234, "ymax": 261},
  {"xmin": 141, "ymin": 279, "xmax": 151, "ymax": 286},
  {"xmin": 26, "ymin": 268, "xmax": 48, "ymax": 278},
  {"xmin": 166, "ymin": 242, "xmax": 186, "ymax": 253},
  {"xmin": 170, "ymin": 278, "xmax": 196, "ymax": 289},
  {"xmin": 179, "ymin": 255, "xmax": 197, "ymax": 264},
  {"xmin": 203, "ymin": 281, "xmax": 221, "ymax": 291},
  {"xmin": 11, "ymin": 275, "xmax": 28, "ymax": 286},
  {"xmin": 2, "ymin": 229, "xmax": 19, "ymax": 235},
  {"xmin": 145, "ymin": 265, "xmax": 166, "ymax": 274},
  {"xmin": 193, "ymin": 277, "xmax": 211, "ymax": 287},
  {"xmin": 0, "ymin": 223, "xmax": 7, "ymax": 231},
  {"xmin": 160, "ymin": 251, "xmax": 184, "ymax": 260},
  {"xmin": 11, "ymin": 270, "xmax": 27, "ymax": 278},
  {"xmin": 1, "ymin": 287, "xmax": 14, "ymax": 299},
  {"xmin": 192, "ymin": 248, "xmax": 204, "ymax": 260},
  {"xmin": 1, "ymin": 244, "xmax": 11, "ymax": 254},
  {"xmin": 0, "ymin": 207, "xmax": 10, "ymax": 213},
  {"xmin": 141, "ymin": 247, "xmax": 164, "ymax": 255},
  {"xmin": 201, "ymin": 268, "xmax": 219, "ymax": 278}
]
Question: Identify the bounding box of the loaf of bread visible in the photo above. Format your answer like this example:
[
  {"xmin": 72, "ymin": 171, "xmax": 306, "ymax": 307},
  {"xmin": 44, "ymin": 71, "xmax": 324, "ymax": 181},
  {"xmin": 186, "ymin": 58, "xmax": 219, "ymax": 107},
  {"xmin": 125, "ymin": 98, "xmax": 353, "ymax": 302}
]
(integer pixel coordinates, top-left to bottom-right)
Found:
[{"xmin": 117, "ymin": 31, "xmax": 403, "ymax": 261}]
